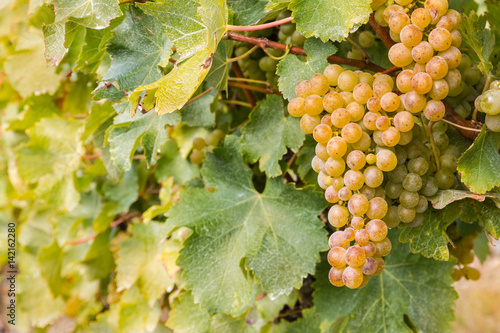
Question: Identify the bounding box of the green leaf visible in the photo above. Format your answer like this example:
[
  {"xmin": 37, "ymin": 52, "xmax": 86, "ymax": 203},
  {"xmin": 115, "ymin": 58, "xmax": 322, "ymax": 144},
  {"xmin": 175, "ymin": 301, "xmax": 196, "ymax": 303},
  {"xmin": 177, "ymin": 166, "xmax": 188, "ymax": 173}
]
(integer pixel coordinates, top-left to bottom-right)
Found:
[
  {"xmin": 102, "ymin": 165, "xmax": 139, "ymax": 214},
  {"xmin": 37, "ymin": 241, "xmax": 63, "ymax": 296},
  {"xmin": 399, "ymin": 206, "xmax": 460, "ymax": 261},
  {"xmin": 83, "ymin": 229, "xmax": 114, "ymax": 279},
  {"xmin": 168, "ymin": 136, "xmax": 327, "ymax": 314},
  {"xmin": 459, "ymin": 11, "xmax": 495, "ymax": 74},
  {"xmin": 155, "ymin": 140, "xmax": 200, "ymax": 184},
  {"xmin": 103, "ymin": 7, "xmax": 169, "ymax": 91},
  {"xmin": 265, "ymin": 0, "xmax": 290, "ymax": 11},
  {"xmin": 116, "ymin": 222, "xmax": 173, "ymax": 305},
  {"xmin": 227, "ymin": 0, "xmax": 268, "ymax": 26},
  {"xmin": 8, "ymin": 95, "xmax": 62, "ymax": 131},
  {"xmin": 132, "ymin": 0, "xmax": 228, "ymax": 114},
  {"xmin": 474, "ymin": 231, "xmax": 490, "ymax": 263},
  {"xmin": 54, "ymin": 0, "xmax": 122, "ymax": 29},
  {"xmin": 75, "ymin": 25, "xmax": 116, "ymax": 74},
  {"xmin": 277, "ymin": 230, "xmax": 457, "ymax": 333},
  {"xmin": 205, "ymin": 40, "xmax": 234, "ymax": 91},
  {"xmin": 166, "ymin": 292, "xmax": 211, "ymax": 333},
  {"xmin": 5, "ymin": 30, "xmax": 62, "ymax": 98},
  {"xmin": 289, "ymin": 0, "xmax": 371, "ymax": 42},
  {"xmin": 82, "ymin": 101, "xmax": 116, "ymax": 142},
  {"xmin": 92, "ymin": 82, "xmax": 127, "ymax": 102},
  {"xmin": 42, "ymin": 21, "xmax": 66, "ymax": 66},
  {"xmin": 105, "ymin": 110, "xmax": 180, "ymax": 171},
  {"xmin": 459, "ymin": 199, "xmax": 500, "ymax": 239},
  {"xmin": 457, "ymin": 127, "xmax": 500, "ymax": 194},
  {"xmin": 180, "ymin": 86, "xmax": 217, "ymax": 127},
  {"xmin": 15, "ymin": 117, "xmax": 84, "ymax": 211},
  {"xmin": 116, "ymin": 286, "xmax": 162, "ymax": 332},
  {"xmin": 428, "ymin": 189, "xmax": 500, "ymax": 209},
  {"xmin": 277, "ymin": 38, "xmax": 337, "ymax": 100},
  {"xmin": 241, "ymin": 95, "xmax": 305, "ymax": 177}
]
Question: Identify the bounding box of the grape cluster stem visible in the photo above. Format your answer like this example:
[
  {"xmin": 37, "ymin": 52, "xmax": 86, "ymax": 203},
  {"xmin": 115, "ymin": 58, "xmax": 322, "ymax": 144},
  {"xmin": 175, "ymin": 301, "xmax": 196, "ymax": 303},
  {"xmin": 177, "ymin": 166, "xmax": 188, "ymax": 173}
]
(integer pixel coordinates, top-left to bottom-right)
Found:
[
  {"xmin": 227, "ymin": 16, "xmax": 294, "ymax": 32},
  {"xmin": 230, "ymin": 61, "xmax": 257, "ymax": 107},
  {"xmin": 368, "ymin": 12, "xmax": 396, "ymax": 49},
  {"xmin": 225, "ymin": 32, "xmax": 388, "ymax": 73}
]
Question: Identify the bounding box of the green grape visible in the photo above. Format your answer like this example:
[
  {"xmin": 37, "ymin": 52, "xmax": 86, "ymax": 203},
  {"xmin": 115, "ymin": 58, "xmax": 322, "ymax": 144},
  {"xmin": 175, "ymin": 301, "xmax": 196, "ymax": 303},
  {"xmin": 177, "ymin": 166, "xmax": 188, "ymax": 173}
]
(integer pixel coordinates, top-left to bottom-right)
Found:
[
  {"xmin": 432, "ymin": 130, "xmax": 449, "ymax": 150},
  {"xmin": 338, "ymin": 70, "xmax": 359, "ymax": 92},
  {"xmin": 402, "ymin": 172, "xmax": 423, "ymax": 192},
  {"xmin": 328, "ymin": 266, "xmax": 345, "ymax": 287},
  {"xmin": 415, "ymin": 195, "xmax": 429, "ymax": 213},
  {"xmin": 325, "ymin": 157, "xmax": 346, "ymax": 177},
  {"xmin": 406, "ymin": 212, "xmax": 424, "ymax": 227},
  {"xmin": 304, "ymin": 94, "xmax": 324, "ymax": 115},
  {"xmin": 388, "ymin": 43, "xmax": 413, "ymax": 67},
  {"xmin": 457, "ymin": 53, "xmax": 471, "ymax": 72},
  {"xmin": 292, "ymin": 30, "xmax": 306, "ymax": 46},
  {"xmin": 464, "ymin": 266, "xmax": 480, "ymax": 280},
  {"xmin": 259, "ymin": 56, "xmax": 278, "ymax": 72},
  {"xmin": 408, "ymin": 156, "xmax": 430, "ymax": 175},
  {"xmin": 376, "ymin": 149, "xmax": 398, "ymax": 171},
  {"xmin": 426, "ymin": 56, "xmax": 448, "ymax": 80},
  {"xmin": 338, "ymin": 187, "xmax": 352, "ymax": 201},
  {"xmin": 327, "ymin": 136, "xmax": 348, "ymax": 158},
  {"xmin": 445, "ymin": 69, "xmax": 462, "ymax": 91},
  {"xmin": 463, "ymin": 66, "xmax": 481, "ymax": 85},
  {"xmin": 389, "ymin": 11, "xmax": 410, "ymax": 34},
  {"xmin": 313, "ymin": 124, "xmax": 333, "ymax": 144},
  {"xmin": 366, "ymin": 197, "xmax": 388, "ymax": 219},
  {"xmin": 358, "ymin": 31, "xmax": 375, "ymax": 48},
  {"xmin": 280, "ymin": 22, "xmax": 296, "ymax": 36},
  {"xmin": 480, "ymin": 89, "xmax": 500, "ymax": 116},
  {"xmin": 344, "ymin": 170, "xmax": 365, "ymax": 191},
  {"xmin": 348, "ymin": 193, "xmax": 370, "ymax": 216},
  {"xmin": 192, "ymin": 137, "xmax": 207, "ymax": 150},
  {"xmin": 329, "ymin": 231, "xmax": 350, "ymax": 249},
  {"xmin": 411, "ymin": 8, "xmax": 431, "ymax": 29},
  {"xmin": 374, "ymin": 237, "xmax": 392, "ymax": 257},
  {"xmin": 366, "ymin": 219, "xmax": 388, "ymax": 242},
  {"xmin": 347, "ymin": 102, "xmax": 366, "ymax": 122},
  {"xmin": 341, "ymin": 123, "xmax": 363, "ymax": 143},
  {"xmin": 442, "ymin": 144, "xmax": 459, "ymax": 157},
  {"xmin": 398, "ymin": 205, "xmax": 416, "ymax": 223},
  {"xmin": 207, "ymin": 129, "xmax": 225, "ymax": 146},
  {"xmin": 309, "ymin": 73, "xmax": 330, "ymax": 96},
  {"xmin": 300, "ymin": 114, "xmax": 321, "ymax": 133},
  {"xmin": 328, "ymin": 247, "xmax": 347, "ymax": 268},
  {"xmin": 348, "ymin": 49, "xmax": 363, "ymax": 60},
  {"xmin": 346, "ymin": 150, "xmax": 366, "ymax": 170},
  {"xmin": 400, "ymin": 24, "xmax": 423, "ymax": 47},
  {"xmin": 361, "ymin": 257, "xmax": 378, "ymax": 275},
  {"xmin": 386, "ymin": 182, "xmax": 404, "ymax": 199},
  {"xmin": 440, "ymin": 154, "xmax": 458, "ymax": 172},
  {"xmin": 395, "ymin": 145, "xmax": 408, "ymax": 165},
  {"xmin": 485, "ymin": 113, "xmax": 500, "ymax": 132},
  {"xmin": 385, "ymin": 205, "xmax": 400, "ymax": 228},
  {"xmin": 364, "ymin": 166, "xmax": 384, "ymax": 188},
  {"xmin": 388, "ymin": 164, "xmax": 408, "ymax": 184},
  {"xmin": 342, "ymin": 266, "xmax": 364, "ymax": 289},
  {"xmin": 420, "ymin": 176, "xmax": 439, "ymax": 196},
  {"xmin": 399, "ymin": 190, "xmax": 420, "ymax": 208},
  {"xmin": 360, "ymin": 185, "xmax": 376, "ymax": 200},
  {"xmin": 190, "ymin": 149, "xmax": 205, "ymax": 164},
  {"xmin": 323, "ymin": 64, "xmax": 344, "ymax": 86},
  {"xmin": 435, "ymin": 169, "xmax": 455, "ymax": 189}
]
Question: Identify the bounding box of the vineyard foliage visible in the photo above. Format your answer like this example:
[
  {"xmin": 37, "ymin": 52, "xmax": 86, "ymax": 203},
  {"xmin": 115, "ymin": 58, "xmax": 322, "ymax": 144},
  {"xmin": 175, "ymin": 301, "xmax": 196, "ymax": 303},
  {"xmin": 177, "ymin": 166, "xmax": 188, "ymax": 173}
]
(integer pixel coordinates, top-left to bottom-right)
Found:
[{"xmin": 0, "ymin": 0, "xmax": 499, "ymax": 332}]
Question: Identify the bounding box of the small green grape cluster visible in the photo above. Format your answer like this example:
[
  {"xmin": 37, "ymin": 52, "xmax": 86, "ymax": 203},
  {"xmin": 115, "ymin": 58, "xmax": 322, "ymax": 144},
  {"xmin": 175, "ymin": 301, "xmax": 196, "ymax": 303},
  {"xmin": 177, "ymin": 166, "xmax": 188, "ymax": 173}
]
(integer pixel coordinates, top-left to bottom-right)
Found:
[
  {"xmin": 378, "ymin": 0, "xmax": 463, "ymax": 123},
  {"xmin": 475, "ymin": 80, "xmax": 500, "ymax": 132},
  {"xmin": 189, "ymin": 129, "xmax": 225, "ymax": 165},
  {"xmin": 448, "ymin": 232, "xmax": 481, "ymax": 281},
  {"xmin": 276, "ymin": 11, "xmax": 306, "ymax": 47}
]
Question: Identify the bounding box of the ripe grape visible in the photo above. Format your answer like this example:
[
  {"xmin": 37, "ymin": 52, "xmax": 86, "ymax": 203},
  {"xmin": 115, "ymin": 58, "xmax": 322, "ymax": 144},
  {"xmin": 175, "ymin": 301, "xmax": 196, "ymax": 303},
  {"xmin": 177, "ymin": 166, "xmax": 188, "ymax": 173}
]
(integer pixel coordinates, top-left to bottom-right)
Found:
[
  {"xmin": 343, "ymin": 227, "xmax": 356, "ymax": 242},
  {"xmin": 353, "ymin": 83, "xmax": 373, "ymax": 104},
  {"xmin": 361, "ymin": 257, "xmax": 378, "ymax": 275},
  {"xmin": 376, "ymin": 149, "xmax": 398, "ymax": 172},
  {"xmin": 436, "ymin": 15, "xmax": 454, "ymax": 31},
  {"xmin": 364, "ymin": 166, "xmax": 384, "ymax": 188},
  {"xmin": 346, "ymin": 102, "xmax": 366, "ymax": 122},
  {"xmin": 323, "ymin": 64, "xmax": 344, "ymax": 86},
  {"xmin": 329, "ymin": 231, "xmax": 350, "ymax": 248},
  {"xmin": 373, "ymin": 81, "xmax": 392, "ymax": 99},
  {"xmin": 344, "ymin": 170, "xmax": 365, "ymax": 191},
  {"xmin": 404, "ymin": 90, "xmax": 427, "ymax": 113},
  {"xmin": 383, "ymin": 5, "xmax": 404, "ymax": 23},
  {"xmin": 351, "ymin": 131, "xmax": 372, "ymax": 151},
  {"xmin": 331, "ymin": 108, "xmax": 351, "ymax": 128},
  {"xmin": 429, "ymin": 79, "xmax": 449, "ymax": 100},
  {"xmin": 394, "ymin": 111, "xmax": 415, "ymax": 132},
  {"xmin": 363, "ymin": 112, "xmax": 380, "ymax": 131},
  {"xmin": 338, "ymin": 187, "xmax": 352, "ymax": 201},
  {"xmin": 325, "ymin": 186, "xmax": 340, "ymax": 203},
  {"xmin": 304, "ymin": 94, "xmax": 324, "ymax": 115},
  {"xmin": 389, "ymin": 11, "xmax": 411, "ymax": 34},
  {"xmin": 295, "ymin": 80, "xmax": 312, "ymax": 98},
  {"xmin": 396, "ymin": 69, "xmax": 415, "ymax": 93},
  {"xmin": 411, "ymin": 8, "xmax": 431, "ymax": 29},
  {"xmin": 327, "ymin": 136, "xmax": 348, "ymax": 158},
  {"xmin": 328, "ymin": 204, "xmax": 350, "ymax": 227},
  {"xmin": 437, "ymin": 46, "xmax": 462, "ymax": 69},
  {"xmin": 366, "ymin": 219, "xmax": 388, "ymax": 242},
  {"xmin": 315, "ymin": 143, "xmax": 330, "ymax": 160},
  {"xmin": 366, "ymin": 197, "xmax": 388, "ymax": 219},
  {"xmin": 311, "ymin": 156, "xmax": 325, "ymax": 173},
  {"xmin": 376, "ymin": 116, "xmax": 391, "ymax": 131},
  {"xmin": 400, "ymin": 24, "xmax": 423, "ymax": 47},
  {"xmin": 382, "ymin": 127, "xmax": 401, "ymax": 147},
  {"xmin": 380, "ymin": 92, "xmax": 400, "ymax": 112},
  {"xmin": 412, "ymin": 41, "xmax": 434, "ymax": 64},
  {"xmin": 313, "ymin": 124, "xmax": 333, "ymax": 143},
  {"xmin": 309, "ymin": 73, "xmax": 330, "ymax": 95},
  {"xmin": 363, "ymin": 242, "xmax": 377, "ymax": 257},
  {"xmin": 338, "ymin": 70, "xmax": 359, "ymax": 92},
  {"xmin": 426, "ymin": 56, "xmax": 449, "ymax": 80},
  {"xmin": 425, "ymin": 0, "xmax": 448, "ymax": 16},
  {"xmin": 300, "ymin": 114, "xmax": 321, "ymax": 133},
  {"xmin": 411, "ymin": 72, "xmax": 433, "ymax": 95},
  {"xmin": 341, "ymin": 123, "xmax": 363, "ymax": 143},
  {"xmin": 325, "ymin": 157, "xmax": 346, "ymax": 177},
  {"xmin": 328, "ymin": 247, "xmax": 347, "ymax": 268},
  {"xmin": 342, "ymin": 266, "xmax": 364, "ymax": 289},
  {"xmin": 318, "ymin": 171, "xmax": 333, "ymax": 190},
  {"xmin": 329, "ymin": 266, "xmax": 345, "ymax": 287},
  {"xmin": 348, "ymin": 193, "xmax": 370, "ymax": 216},
  {"xmin": 346, "ymin": 150, "xmax": 366, "ymax": 170},
  {"xmin": 423, "ymin": 100, "xmax": 445, "ymax": 121},
  {"xmin": 388, "ymin": 43, "xmax": 413, "ymax": 67},
  {"xmin": 287, "ymin": 97, "xmax": 306, "ymax": 117},
  {"xmin": 323, "ymin": 91, "xmax": 344, "ymax": 113}
]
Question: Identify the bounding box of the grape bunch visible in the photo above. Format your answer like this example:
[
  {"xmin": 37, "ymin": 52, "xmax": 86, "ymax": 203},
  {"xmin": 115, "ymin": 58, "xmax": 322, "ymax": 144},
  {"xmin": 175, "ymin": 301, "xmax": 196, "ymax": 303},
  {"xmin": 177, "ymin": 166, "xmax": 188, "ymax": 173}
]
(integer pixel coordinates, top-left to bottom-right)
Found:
[
  {"xmin": 189, "ymin": 129, "xmax": 225, "ymax": 164},
  {"xmin": 381, "ymin": 0, "xmax": 464, "ymax": 125},
  {"xmin": 448, "ymin": 230, "xmax": 481, "ymax": 281},
  {"xmin": 476, "ymin": 80, "xmax": 500, "ymax": 132}
]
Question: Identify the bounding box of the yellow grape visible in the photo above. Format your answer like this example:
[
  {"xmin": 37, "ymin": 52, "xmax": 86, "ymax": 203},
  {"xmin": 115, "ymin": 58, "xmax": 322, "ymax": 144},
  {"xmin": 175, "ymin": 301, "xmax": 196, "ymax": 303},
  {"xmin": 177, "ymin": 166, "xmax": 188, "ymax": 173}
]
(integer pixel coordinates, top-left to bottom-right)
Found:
[
  {"xmin": 328, "ymin": 266, "xmax": 345, "ymax": 287},
  {"xmin": 411, "ymin": 8, "xmax": 431, "ymax": 29},
  {"xmin": 389, "ymin": 11, "xmax": 410, "ymax": 34},
  {"xmin": 304, "ymin": 94, "xmax": 324, "ymax": 115},
  {"xmin": 400, "ymin": 24, "xmax": 423, "ymax": 47},
  {"xmin": 411, "ymin": 72, "xmax": 433, "ymax": 94},
  {"xmin": 346, "ymin": 102, "xmax": 365, "ymax": 122},
  {"xmin": 376, "ymin": 149, "xmax": 398, "ymax": 171},
  {"xmin": 367, "ymin": 97, "xmax": 382, "ymax": 112},
  {"xmin": 313, "ymin": 124, "xmax": 333, "ymax": 143},
  {"xmin": 287, "ymin": 97, "xmax": 306, "ymax": 117},
  {"xmin": 393, "ymin": 111, "xmax": 414, "ymax": 132},
  {"xmin": 425, "ymin": 0, "xmax": 448, "ymax": 16},
  {"xmin": 300, "ymin": 114, "xmax": 321, "ymax": 133},
  {"xmin": 325, "ymin": 157, "xmax": 346, "ymax": 177},
  {"xmin": 353, "ymin": 83, "xmax": 373, "ymax": 104},
  {"xmin": 327, "ymin": 136, "xmax": 348, "ymax": 158},
  {"xmin": 328, "ymin": 204, "xmax": 349, "ymax": 228},
  {"xmin": 437, "ymin": 46, "xmax": 462, "ymax": 69},
  {"xmin": 323, "ymin": 64, "xmax": 344, "ymax": 86},
  {"xmin": 396, "ymin": 69, "xmax": 415, "ymax": 93},
  {"xmin": 412, "ymin": 41, "xmax": 434, "ymax": 64},
  {"xmin": 323, "ymin": 91, "xmax": 344, "ymax": 113},
  {"xmin": 382, "ymin": 127, "xmax": 401, "ymax": 147},
  {"xmin": 309, "ymin": 73, "xmax": 330, "ymax": 95},
  {"xmin": 295, "ymin": 80, "xmax": 312, "ymax": 98},
  {"xmin": 341, "ymin": 123, "xmax": 363, "ymax": 143},
  {"xmin": 342, "ymin": 266, "xmax": 364, "ymax": 289},
  {"xmin": 380, "ymin": 92, "xmax": 400, "ymax": 112},
  {"xmin": 331, "ymin": 108, "xmax": 351, "ymax": 128},
  {"xmin": 428, "ymin": 27, "xmax": 452, "ymax": 51},
  {"xmin": 423, "ymin": 100, "xmax": 445, "ymax": 121},
  {"xmin": 388, "ymin": 43, "xmax": 413, "ymax": 67},
  {"xmin": 403, "ymin": 90, "xmax": 427, "ymax": 113}
]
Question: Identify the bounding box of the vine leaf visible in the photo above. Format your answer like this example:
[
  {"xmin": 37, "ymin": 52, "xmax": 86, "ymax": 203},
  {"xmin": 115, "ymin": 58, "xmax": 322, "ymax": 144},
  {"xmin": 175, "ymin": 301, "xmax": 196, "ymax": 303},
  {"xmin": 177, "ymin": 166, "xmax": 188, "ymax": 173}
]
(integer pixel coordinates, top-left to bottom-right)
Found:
[
  {"xmin": 228, "ymin": 0, "xmax": 269, "ymax": 26},
  {"xmin": 241, "ymin": 95, "xmax": 305, "ymax": 177},
  {"xmin": 168, "ymin": 136, "xmax": 327, "ymax": 314},
  {"xmin": 427, "ymin": 189, "xmax": 500, "ymax": 209},
  {"xmin": 274, "ymin": 230, "xmax": 457, "ymax": 333},
  {"xmin": 457, "ymin": 127, "xmax": 500, "ymax": 194},
  {"xmin": 180, "ymin": 85, "xmax": 217, "ymax": 127},
  {"xmin": 76, "ymin": 24, "xmax": 116, "ymax": 74},
  {"xmin": 155, "ymin": 140, "xmax": 200, "ymax": 185},
  {"xmin": 15, "ymin": 117, "xmax": 84, "ymax": 211},
  {"xmin": 42, "ymin": 22, "xmax": 66, "ymax": 67},
  {"xmin": 459, "ymin": 199, "xmax": 500, "ymax": 239},
  {"xmin": 54, "ymin": 0, "xmax": 122, "ymax": 29},
  {"xmin": 133, "ymin": 0, "xmax": 227, "ymax": 115},
  {"xmin": 103, "ymin": 7, "xmax": 170, "ymax": 91},
  {"xmin": 277, "ymin": 38, "xmax": 337, "ymax": 100},
  {"xmin": 289, "ymin": 0, "xmax": 372, "ymax": 42},
  {"xmin": 105, "ymin": 110, "xmax": 180, "ymax": 171},
  {"xmin": 166, "ymin": 292, "xmax": 211, "ymax": 333},
  {"xmin": 205, "ymin": 40, "xmax": 234, "ymax": 91},
  {"xmin": 459, "ymin": 11, "xmax": 495, "ymax": 74},
  {"xmin": 399, "ymin": 206, "xmax": 460, "ymax": 261},
  {"xmin": 115, "ymin": 222, "xmax": 175, "ymax": 306}
]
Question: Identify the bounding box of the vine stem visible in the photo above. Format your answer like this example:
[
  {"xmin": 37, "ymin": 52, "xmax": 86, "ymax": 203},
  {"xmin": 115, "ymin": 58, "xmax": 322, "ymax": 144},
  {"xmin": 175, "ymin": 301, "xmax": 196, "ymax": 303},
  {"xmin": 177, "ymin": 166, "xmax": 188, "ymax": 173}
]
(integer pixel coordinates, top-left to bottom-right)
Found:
[
  {"xmin": 219, "ymin": 99, "xmax": 253, "ymax": 108},
  {"xmin": 381, "ymin": 65, "xmax": 401, "ymax": 75},
  {"xmin": 227, "ymin": 16, "xmax": 293, "ymax": 31},
  {"xmin": 66, "ymin": 212, "xmax": 141, "ymax": 246},
  {"xmin": 443, "ymin": 101, "xmax": 481, "ymax": 141},
  {"xmin": 185, "ymin": 87, "xmax": 215, "ymax": 106},
  {"xmin": 428, "ymin": 121, "xmax": 441, "ymax": 170},
  {"xmin": 225, "ymin": 32, "xmax": 388, "ymax": 73},
  {"xmin": 440, "ymin": 118, "xmax": 482, "ymax": 132},
  {"xmin": 368, "ymin": 12, "xmax": 396, "ymax": 49},
  {"xmin": 347, "ymin": 37, "xmax": 370, "ymax": 62},
  {"xmin": 227, "ymin": 45, "xmax": 259, "ymax": 63},
  {"xmin": 231, "ymin": 61, "xmax": 257, "ymax": 107},
  {"xmin": 227, "ymin": 81, "xmax": 281, "ymax": 95}
]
